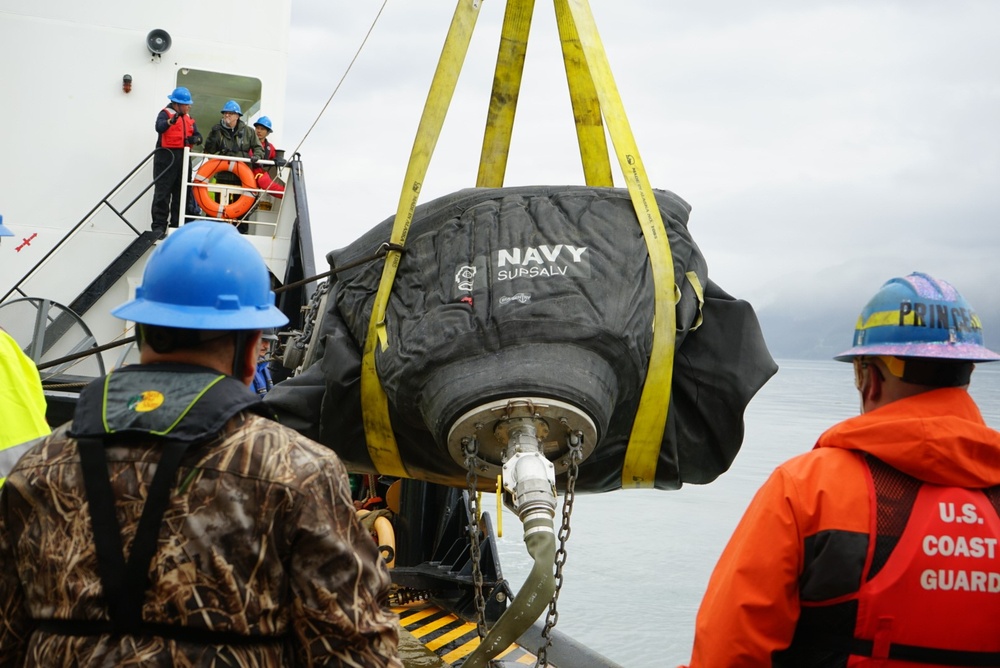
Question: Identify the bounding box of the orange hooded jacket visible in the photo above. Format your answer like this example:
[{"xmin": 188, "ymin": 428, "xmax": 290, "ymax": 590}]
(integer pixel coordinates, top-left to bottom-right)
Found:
[{"xmin": 684, "ymin": 388, "xmax": 1000, "ymax": 667}]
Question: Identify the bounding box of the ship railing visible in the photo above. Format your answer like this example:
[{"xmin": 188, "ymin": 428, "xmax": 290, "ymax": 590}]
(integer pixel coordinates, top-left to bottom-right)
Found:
[{"xmin": 182, "ymin": 150, "xmax": 289, "ymax": 239}]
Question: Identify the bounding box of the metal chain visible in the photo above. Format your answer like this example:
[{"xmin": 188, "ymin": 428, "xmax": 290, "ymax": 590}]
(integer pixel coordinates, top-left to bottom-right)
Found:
[
  {"xmin": 535, "ymin": 432, "xmax": 584, "ymax": 668},
  {"xmin": 294, "ymin": 278, "xmax": 329, "ymax": 346},
  {"xmin": 463, "ymin": 438, "xmax": 489, "ymax": 639}
]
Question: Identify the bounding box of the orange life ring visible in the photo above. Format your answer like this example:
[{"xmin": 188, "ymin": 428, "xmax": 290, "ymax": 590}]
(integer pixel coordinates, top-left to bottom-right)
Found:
[{"xmin": 192, "ymin": 159, "xmax": 257, "ymax": 220}]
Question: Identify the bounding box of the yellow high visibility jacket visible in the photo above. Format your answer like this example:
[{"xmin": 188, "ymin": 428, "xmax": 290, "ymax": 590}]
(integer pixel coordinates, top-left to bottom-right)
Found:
[{"xmin": 0, "ymin": 330, "xmax": 50, "ymax": 483}]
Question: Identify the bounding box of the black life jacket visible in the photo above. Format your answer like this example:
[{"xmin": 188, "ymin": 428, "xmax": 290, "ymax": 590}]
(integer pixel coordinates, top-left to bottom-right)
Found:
[{"xmin": 40, "ymin": 365, "xmax": 283, "ymax": 645}]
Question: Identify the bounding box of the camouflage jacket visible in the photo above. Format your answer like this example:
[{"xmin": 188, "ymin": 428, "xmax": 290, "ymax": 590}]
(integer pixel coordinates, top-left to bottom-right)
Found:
[{"xmin": 0, "ymin": 364, "xmax": 402, "ymax": 667}]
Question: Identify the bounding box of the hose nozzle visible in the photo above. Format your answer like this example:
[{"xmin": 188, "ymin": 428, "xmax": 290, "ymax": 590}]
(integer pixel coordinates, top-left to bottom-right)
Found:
[{"xmin": 461, "ymin": 418, "xmax": 558, "ymax": 668}]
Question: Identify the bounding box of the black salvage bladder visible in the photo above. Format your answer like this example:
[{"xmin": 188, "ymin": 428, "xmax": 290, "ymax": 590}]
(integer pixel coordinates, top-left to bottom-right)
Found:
[{"xmin": 266, "ymin": 185, "xmax": 777, "ymax": 492}]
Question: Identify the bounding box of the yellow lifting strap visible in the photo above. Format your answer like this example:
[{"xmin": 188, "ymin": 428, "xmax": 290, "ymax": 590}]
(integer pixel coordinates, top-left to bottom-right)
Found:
[
  {"xmin": 559, "ymin": 0, "xmax": 676, "ymax": 488},
  {"xmin": 553, "ymin": 0, "xmax": 613, "ymax": 187},
  {"xmin": 360, "ymin": 0, "xmax": 484, "ymax": 477},
  {"xmin": 478, "ymin": 0, "xmax": 535, "ymax": 187},
  {"xmin": 361, "ymin": 0, "xmax": 675, "ymax": 488},
  {"xmin": 479, "ymin": 0, "xmax": 613, "ymax": 188},
  {"xmin": 480, "ymin": 0, "xmax": 673, "ymax": 487}
]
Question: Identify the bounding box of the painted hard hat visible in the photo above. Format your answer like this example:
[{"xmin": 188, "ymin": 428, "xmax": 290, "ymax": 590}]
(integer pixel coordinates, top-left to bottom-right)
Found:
[
  {"xmin": 834, "ymin": 272, "xmax": 1000, "ymax": 362},
  {"xmin": 253, "ymin": 116, "xmax": 273, "ymax": 132},
  {"xmin": 221, "ymin": 100, "xmax": 243, "ymax": 115},
  {"xmin": 168, "ymin": 86, "xmax": 193, "ymax": 104},
  {"xmin": 0, "ymin": 214, "xmax": 12, "ymax": 237},
  {"xmin": 112, "ymin": 221, "xmax": 288, "ymax": 330}
]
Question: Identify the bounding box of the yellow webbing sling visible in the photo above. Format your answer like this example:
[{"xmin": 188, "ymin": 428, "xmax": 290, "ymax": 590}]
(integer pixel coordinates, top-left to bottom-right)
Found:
[
  {"xmin": 479, "ymin": 0, "xmax": 612, "ymax": 188},
  {"xmin": 478, "ymin": 0, "xmax": 535, "ymax": 187},
  {"xmin": 362, "ymin": 0, "xmax": 675, "ymax": 488},
  {"xmin": 360, "ymin": 0, "xmax": 484, "ymax": 477},
  {"xmin": 552, "ymin": 0, "xmax": 613, "ymax": 187},
  {"xmin": 559, "ymin": 0, "xmax": 675, "ymax": 488}
]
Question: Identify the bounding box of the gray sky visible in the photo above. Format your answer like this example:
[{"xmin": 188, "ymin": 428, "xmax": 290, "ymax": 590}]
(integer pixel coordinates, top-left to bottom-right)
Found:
[{"xmin": 282, "ymin": 1, "xmax": 1000, "ymax": 313}]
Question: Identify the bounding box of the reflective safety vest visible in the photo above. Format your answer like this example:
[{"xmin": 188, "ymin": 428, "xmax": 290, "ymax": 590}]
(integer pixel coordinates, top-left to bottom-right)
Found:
[
  {"xmin": 160, "ymin": 108, "xmax": 196, "ymax": 149},
  {"xmin": 779, "ymin": 456, "xmax": 1000, "ymax": 666},
  {"xmin": 0, "ymin": 331, "xmax": 50, "ymax": 484}
]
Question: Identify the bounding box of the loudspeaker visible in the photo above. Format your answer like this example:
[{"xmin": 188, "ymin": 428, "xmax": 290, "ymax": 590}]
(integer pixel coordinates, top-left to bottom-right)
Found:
[{"xmin": 146, "ymin": 29, "xmax": 172, "ymax": 56}]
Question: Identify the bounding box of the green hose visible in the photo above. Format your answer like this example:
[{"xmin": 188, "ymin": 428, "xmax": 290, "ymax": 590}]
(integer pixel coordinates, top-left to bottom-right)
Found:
[{"xmin": 461, "ymin": 518, "xmax": 556, "ymax": 668}]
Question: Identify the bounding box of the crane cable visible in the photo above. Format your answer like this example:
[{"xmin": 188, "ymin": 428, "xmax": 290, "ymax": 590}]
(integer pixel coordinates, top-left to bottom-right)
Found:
[{"xmin": 287, "ymin": 0, "xmax": 389, "ymax": 158}]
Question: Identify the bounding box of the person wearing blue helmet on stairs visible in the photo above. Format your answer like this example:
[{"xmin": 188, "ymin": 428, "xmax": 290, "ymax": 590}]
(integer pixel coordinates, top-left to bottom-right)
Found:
[
  {"xmin": 151, "ymin": 86, "xmax": 202, "ymax": 240},
  {"xmin": 0, "ymin": 222, "xmax": 403, "ymax": 666}
]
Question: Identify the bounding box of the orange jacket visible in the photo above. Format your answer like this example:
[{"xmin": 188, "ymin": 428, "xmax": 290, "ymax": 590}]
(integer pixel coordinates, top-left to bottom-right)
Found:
[
  {"xmin": 157, "ymin": 107, "xmax": 197, "ymax": 149},
  {"xmin": 685, "ymin": 388, "xmax": 1000, "ymax": 667}
]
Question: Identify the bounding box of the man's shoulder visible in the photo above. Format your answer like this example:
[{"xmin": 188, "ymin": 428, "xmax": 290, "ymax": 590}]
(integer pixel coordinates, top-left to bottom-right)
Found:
[
  {"xmin": 9, "ymin": 422, "xmax": 76, "ymax": 473},
  {"xmin": 228, "ymin": 413, "xmax": 344, "ymax": 472},
  {"xmin": 775, "ymin": 444, "xmax": 865, "ymax": 482}
]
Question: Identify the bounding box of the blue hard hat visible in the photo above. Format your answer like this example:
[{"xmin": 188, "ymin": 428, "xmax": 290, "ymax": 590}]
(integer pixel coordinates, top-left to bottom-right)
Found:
[
  {"xmin": 834, "ymin": 272, "xmax": 1000, "ymax": 363},
  {"xmin": 221, "ymin": 100, "xmax": 243, "ymax": 115},
  {"xmin": 112, "ymin": 221, "xmax": 288, "ymax": 330},
  {"xmin": 253, "ymin": 116, "xmax": 273, "ymax": 132},
  {"xmin": 168, "ymin": 86, "xmax": 193, "ymax": 104},
  {"xmin": 0, "ymin": 214, "xmax": 12, "ymax": 237}
]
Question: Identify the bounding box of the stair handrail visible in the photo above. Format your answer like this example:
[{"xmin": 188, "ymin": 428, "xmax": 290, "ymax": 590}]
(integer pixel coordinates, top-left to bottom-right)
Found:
[{"xmin": 1, "ymin": 149, "xmax": 169, "ymax": 304}]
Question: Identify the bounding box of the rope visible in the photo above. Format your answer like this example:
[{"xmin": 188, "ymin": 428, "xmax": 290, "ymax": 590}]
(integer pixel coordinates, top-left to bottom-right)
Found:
[
  {"xmin": 287, "ymin": 0, "xmax": 389, "ymax": 157},
  {"xmin": 274, "ymin": 242, "xmax": 404, "ymax": 294}
]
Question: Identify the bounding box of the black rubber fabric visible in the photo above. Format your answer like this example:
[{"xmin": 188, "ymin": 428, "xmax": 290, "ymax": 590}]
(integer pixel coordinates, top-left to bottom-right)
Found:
[{"xmin": 266, "ymin": 185, "xmax": 777, "ymax": 492}]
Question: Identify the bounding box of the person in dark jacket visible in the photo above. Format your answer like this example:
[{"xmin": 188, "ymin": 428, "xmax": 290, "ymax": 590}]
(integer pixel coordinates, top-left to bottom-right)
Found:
[
  {"xmin": 204, "ymin": 100, "xmax": 264, "ymax": 161},
  {"xmin": 0, "ymin": 221, "xmax": 402, "ymax": 667},
  {"xmin": 151, "ymin": 87, "xmax": 202, "ymax": 239},
  {"xmin": 204, "ymin": 101, "xmax": 264, "ymax": 232}
]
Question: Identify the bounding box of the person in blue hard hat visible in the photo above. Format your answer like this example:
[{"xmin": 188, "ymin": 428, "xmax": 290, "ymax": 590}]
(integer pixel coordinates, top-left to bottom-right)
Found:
[
  {"xmin": 204, "ymin": 101, "xmax": 265, "ymax": 231},
  {"xmin": 250, "ymin": 115, "xmax": 285, "ymax": 198},
  {"xmin": 253, "ymin": 116, "xmax": 277, "ymax": 161},
  {"xmin": 0, "ymin": 222, "xmax": 403, "ymax": 667},
  {"xmin": 151, "ymin": 86, "xmax": 203, "ymax": 239},
  {"xmin": 684, "ymin": 272, "xmax": 1000, "ymax": 667},
  {"xmin": 204, "ymin": 100, "xmax": 264, "ymax": 162}
]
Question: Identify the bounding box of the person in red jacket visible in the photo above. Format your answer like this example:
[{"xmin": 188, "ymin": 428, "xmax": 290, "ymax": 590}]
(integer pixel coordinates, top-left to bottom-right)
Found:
[
  {"xmin": 151, "ymin": 87, "xmax": 202, "ymax": 239},
  {"xmin": 250, "ymin": 115, "xmax": 285, "ymax": 198},
  {"xmin": 684, "ymin": 272, "xmax": 1000, "ymax": 667}
]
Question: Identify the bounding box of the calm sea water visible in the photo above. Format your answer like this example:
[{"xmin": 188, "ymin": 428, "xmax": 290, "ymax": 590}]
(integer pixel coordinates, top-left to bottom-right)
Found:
[{"xmin": 493, "ymin": 359, "xmax": 1000, "ymax": 667}]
